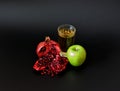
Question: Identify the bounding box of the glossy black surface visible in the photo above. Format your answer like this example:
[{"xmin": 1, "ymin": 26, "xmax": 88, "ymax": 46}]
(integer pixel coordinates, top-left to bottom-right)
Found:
[{"xmin": 0, "ymin": 0, "xmax": 120, "ymax": 91}]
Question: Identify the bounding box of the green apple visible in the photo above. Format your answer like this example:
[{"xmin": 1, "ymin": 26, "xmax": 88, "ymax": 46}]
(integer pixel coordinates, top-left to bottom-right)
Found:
[{"xmin": 67, "ymin": 45, "xmax": 86, "ymax": 67}]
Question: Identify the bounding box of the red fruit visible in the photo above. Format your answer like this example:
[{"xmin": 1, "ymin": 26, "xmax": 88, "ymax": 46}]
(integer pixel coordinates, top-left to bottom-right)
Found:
[
  {"xmin": 33, "ymin": 54, "xmax": 68, "ymax": 76},
  {"xmin": 36, "ymin": 36, "xmax": 61, "ymax": 57},
  {"xmin": 33, "ymin": 36, "xmax": 68, "ymax": 76}
]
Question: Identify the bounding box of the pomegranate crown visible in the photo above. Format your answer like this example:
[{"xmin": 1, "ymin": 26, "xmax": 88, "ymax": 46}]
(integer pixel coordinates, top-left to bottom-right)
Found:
[{"xmin": 45, "ymin": 36, "xmax": 50, "ymax": 42}]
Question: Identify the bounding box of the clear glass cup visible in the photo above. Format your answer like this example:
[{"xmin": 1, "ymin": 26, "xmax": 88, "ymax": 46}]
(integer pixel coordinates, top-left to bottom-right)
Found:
[{"xmin": 57, "ymin": 24, "xmax": 76, "ymax": 56}]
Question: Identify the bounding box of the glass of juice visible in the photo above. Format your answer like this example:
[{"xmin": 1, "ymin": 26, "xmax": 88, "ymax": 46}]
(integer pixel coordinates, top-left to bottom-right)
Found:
[{"xmin": 57, "ymin": 24, "xmax": 76, "ymax": 56}]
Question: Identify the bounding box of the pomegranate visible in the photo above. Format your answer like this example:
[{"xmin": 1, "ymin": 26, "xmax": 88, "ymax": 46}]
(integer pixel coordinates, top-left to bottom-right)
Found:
[
  {"xmin": 36, "ymin": 36, "xmax": 61, "ymax": 57},
  {"xmin": 33, "ymin": 36, "xmax": 68, "ymax": 76}
]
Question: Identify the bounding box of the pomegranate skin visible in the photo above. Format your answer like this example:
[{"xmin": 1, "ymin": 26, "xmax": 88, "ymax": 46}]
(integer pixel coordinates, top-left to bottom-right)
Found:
[
  {"xmin": 36, "ymin": 36, "xmax": 61, "ymax": 57},
  {"xmin": 33, "ymin": 36, "xmax": 68, "ymax": 76}
]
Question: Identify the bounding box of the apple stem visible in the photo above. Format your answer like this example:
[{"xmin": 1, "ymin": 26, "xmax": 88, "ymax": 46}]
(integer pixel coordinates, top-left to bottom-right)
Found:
[
  {"xmin": 76, "ymin": 48, "xmax": 79, "ymax": 51},
  {"xmin": 73, "ymin": 48, "xmax": 78, "ymax": 51}
]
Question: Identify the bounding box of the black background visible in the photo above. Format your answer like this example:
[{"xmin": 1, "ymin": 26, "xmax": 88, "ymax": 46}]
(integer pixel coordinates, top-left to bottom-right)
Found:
[{"xmin": 0, "ymin": 0, "xmax": 120, "ymax": 91}]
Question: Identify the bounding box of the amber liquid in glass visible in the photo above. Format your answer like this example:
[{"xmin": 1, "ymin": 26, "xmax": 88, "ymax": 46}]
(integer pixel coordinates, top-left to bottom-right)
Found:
[
  {"xmin": 58, "ymin": 36, "xmax": 75, "ymax": 52},
  {"xmin": 58, "ymin": 29, "xmax": 75, "ymax": 52}
]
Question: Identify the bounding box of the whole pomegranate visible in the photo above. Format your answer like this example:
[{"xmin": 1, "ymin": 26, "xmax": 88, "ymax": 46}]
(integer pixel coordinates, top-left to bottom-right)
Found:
[{"xmin": 33, "ymin": 36, "xmax": 68, "ymax": 76}]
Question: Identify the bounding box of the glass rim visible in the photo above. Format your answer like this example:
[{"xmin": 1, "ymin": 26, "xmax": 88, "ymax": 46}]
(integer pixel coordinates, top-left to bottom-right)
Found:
[{"xmin": 57, "ymin": 24, "xmax": 76, "ymax": 32}]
